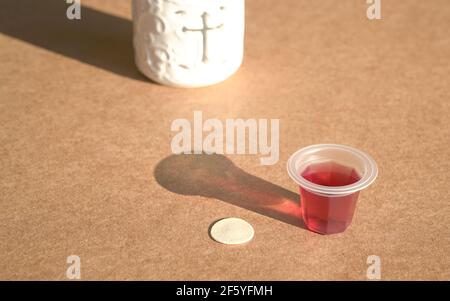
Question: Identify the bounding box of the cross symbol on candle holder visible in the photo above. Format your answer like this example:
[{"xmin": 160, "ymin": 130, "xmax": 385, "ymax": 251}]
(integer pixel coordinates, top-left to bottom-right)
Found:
[{"xmin": 182, "ymin": 12, "xmax": 224, "ymax": 63}]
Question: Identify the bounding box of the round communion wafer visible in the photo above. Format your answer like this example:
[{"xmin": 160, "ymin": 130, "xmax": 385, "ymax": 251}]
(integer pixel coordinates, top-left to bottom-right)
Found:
[{"xmin": 210, "ymin": 217, "xmax": 254, "ymax": 245}]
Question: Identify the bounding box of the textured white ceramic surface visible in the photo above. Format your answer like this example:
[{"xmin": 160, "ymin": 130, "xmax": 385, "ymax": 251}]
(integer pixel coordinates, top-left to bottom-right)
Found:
[{"xmin": 132, "ymin": 0, "xmax": 245, "ymax": 88}]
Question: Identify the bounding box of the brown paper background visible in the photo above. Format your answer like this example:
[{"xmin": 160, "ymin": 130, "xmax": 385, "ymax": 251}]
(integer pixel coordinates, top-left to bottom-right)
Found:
[{"xmin": 0, "ymin": 0, "xmax": 449, "ymax": 280}]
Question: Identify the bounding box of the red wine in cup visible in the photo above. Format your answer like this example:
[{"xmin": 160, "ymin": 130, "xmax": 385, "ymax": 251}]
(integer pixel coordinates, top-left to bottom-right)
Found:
[{"xmin": 299, "ymin": 161, "xmax": 361, "ymax": 234}]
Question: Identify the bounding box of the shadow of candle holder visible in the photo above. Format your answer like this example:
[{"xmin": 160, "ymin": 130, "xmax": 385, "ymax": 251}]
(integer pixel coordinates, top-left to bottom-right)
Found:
[
  {"xmin": 154, "ymin": 154, "xmax": 306, "ymax": 229},
  {"xmin": 0, "ymin": 0, "xmax": 146, "ymax": 81}
]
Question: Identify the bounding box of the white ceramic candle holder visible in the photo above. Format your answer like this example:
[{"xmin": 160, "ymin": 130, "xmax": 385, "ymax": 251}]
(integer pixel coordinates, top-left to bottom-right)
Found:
[{"xmin": 132, "ymin": 0, "xmax": 245, "ymax": 88}]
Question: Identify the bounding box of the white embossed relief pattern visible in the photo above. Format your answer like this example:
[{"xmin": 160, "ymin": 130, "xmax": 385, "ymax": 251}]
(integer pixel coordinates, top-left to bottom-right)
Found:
[{"xmin": 132, "ymin": 0, "xmax": 245, "ymax": 87}]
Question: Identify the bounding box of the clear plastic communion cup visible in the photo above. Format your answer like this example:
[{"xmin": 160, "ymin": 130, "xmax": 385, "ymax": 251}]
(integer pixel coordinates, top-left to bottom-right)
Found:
[{"xmin": 287, "ymin": 144, "xmax": 378, "ymax": 234}]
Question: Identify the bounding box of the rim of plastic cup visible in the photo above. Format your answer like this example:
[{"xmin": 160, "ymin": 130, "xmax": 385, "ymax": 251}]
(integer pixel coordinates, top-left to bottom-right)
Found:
[{"xmin": 287, "ymin": 144, "xmax": 378, "ymax": 196}]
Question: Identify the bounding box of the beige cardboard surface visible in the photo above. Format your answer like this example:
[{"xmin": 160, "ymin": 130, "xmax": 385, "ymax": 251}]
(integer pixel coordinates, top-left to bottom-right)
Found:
[{"xmin": 0, "ymin": 0, "xmax": 449, "ymax": 280}]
